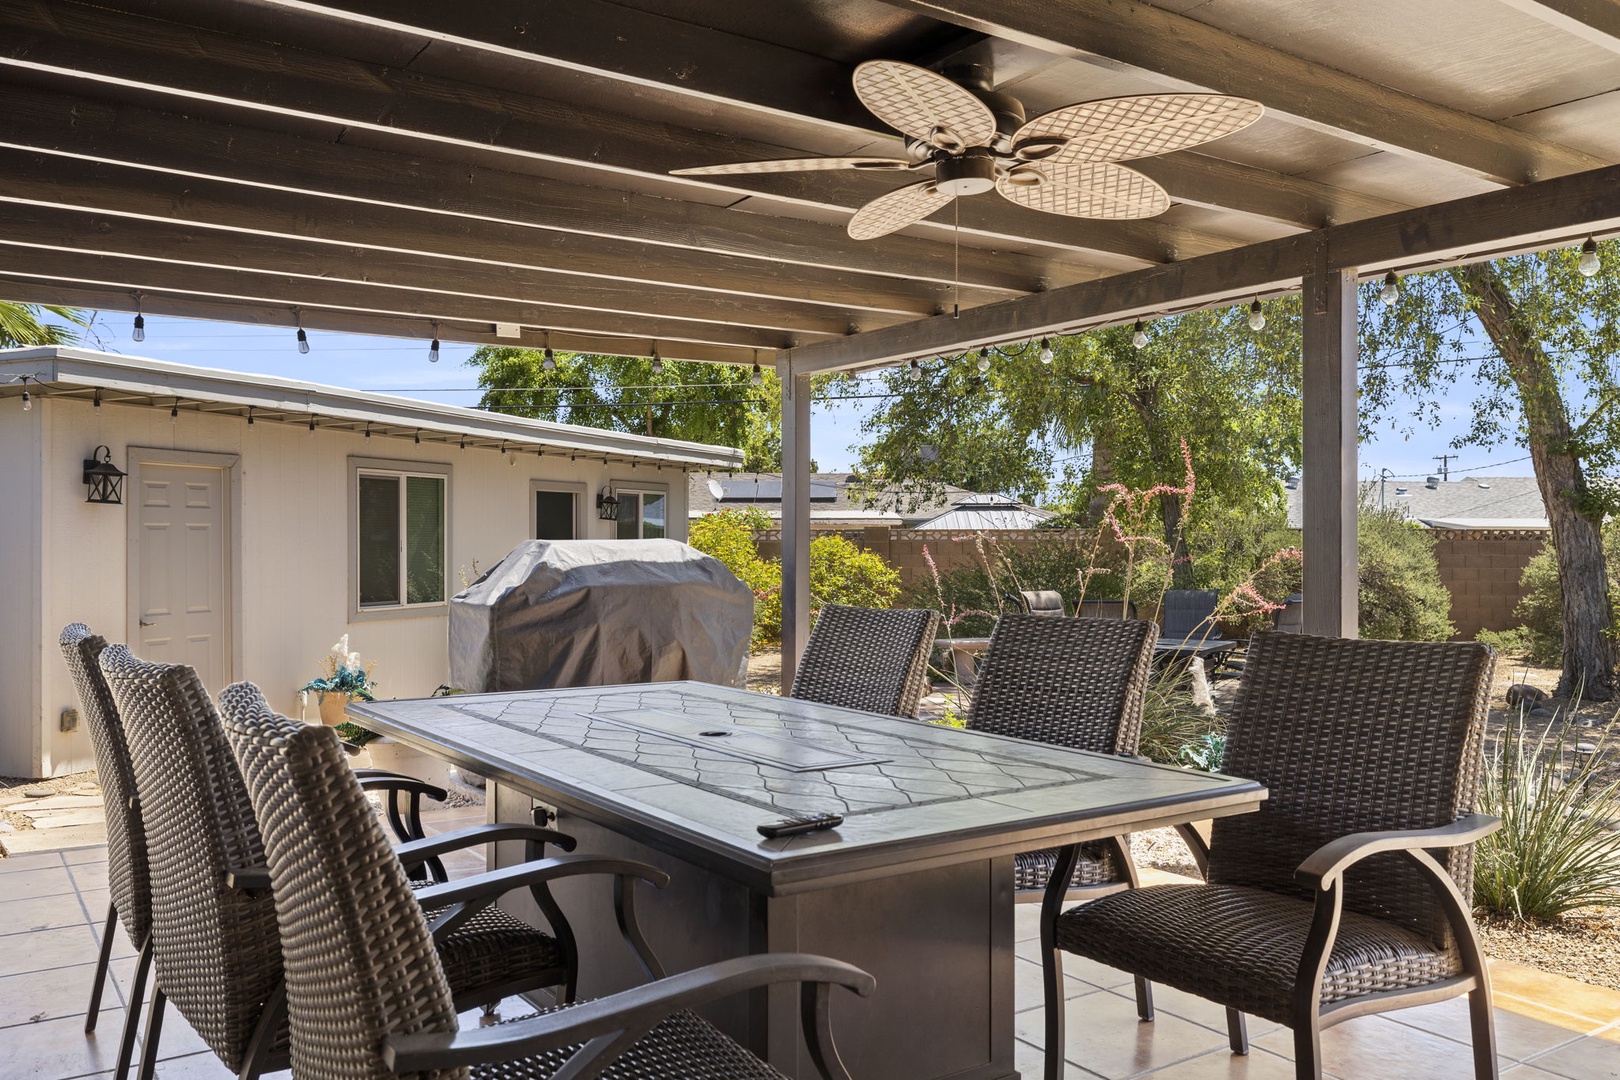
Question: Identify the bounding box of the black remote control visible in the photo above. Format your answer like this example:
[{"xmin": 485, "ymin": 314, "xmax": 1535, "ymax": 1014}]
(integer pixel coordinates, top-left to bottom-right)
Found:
[{"xmin": 757, "ymin": 813, "xmax": 843, "ymax": 838}]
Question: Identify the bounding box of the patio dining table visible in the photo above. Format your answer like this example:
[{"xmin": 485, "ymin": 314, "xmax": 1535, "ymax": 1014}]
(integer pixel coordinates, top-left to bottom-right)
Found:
[{"xmin": 350, "ymin": 682, "xmax": 1265, "ymax": 1080}]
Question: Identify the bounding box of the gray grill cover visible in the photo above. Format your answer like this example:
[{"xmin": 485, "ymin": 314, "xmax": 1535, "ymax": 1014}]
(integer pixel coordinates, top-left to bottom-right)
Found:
[{"xmin": 449, "ymin": 539, "xmax": 754, "ymax": 693}]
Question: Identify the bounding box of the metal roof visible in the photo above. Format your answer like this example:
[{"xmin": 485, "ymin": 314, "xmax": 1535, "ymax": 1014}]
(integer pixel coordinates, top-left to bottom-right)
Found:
[
  {"xmin": 0, "ymin": 346, "xmax": 744, "ymax": 468},
  {"xmin": 1286, "ymin": 476, "xmax": 1548, "ymax": 529}
]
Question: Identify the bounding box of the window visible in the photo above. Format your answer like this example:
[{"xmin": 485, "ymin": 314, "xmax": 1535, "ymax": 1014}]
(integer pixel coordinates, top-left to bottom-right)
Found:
[
  {"xmin": 357, "ymin": 469, "xmax": 446, "ymax": 608},
  {"xmin": 614, "ymin": 488, "xmax": 667, "ymax": 539},
  {"xmin": 535, "ymin": 490, "xmax": 577, "ymax": 540}
]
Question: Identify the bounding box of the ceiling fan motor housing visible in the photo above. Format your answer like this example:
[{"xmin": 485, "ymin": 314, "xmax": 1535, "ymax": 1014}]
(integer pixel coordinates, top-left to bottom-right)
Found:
[{"xmin": 936, "ymin": 147, "xmax": 998, "ymax": 196}]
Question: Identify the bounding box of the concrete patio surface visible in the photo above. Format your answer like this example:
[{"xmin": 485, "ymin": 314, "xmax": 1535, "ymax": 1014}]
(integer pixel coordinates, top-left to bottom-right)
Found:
[{"xmin": 1, "ymin": 807, "xmax": 1615, "ymax": 1079}]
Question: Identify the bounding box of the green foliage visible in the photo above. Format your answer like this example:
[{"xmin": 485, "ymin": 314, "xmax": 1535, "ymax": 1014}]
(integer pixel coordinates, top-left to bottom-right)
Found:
[
  {"xmin": 688, "ymin": 512, "xmax": 901, "ymax": 648},
  {"xmin": 0, "ymin": 302, "xmax": 83, "ymax": 347},
  {"xmin": 468, "ymin": 346, "xmax": 786, "ymax": 469},
  {"xmin": 1474, "ymin": 711, "xmax": 1620, "ymax": 921},
  {"xmin": 1357, "ymin": 507, "xmax": 1455, "ymax": 641},
  {"xmin": 333, "ymin": 721, "xmax": 380, "ymax": 748},
  {"xmin": 1137, "ymin": 668, "xmax": 1221, "ymax": 765},
  {"xmin": 1479, "ymin": 520, "xmax": 1620, "ymax": 666}
]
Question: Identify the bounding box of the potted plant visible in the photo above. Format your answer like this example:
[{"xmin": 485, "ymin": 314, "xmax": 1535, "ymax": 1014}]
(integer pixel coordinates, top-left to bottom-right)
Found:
[{"xmin": 300, "ymin": 635, "xmax": 377, "ymax": 726}]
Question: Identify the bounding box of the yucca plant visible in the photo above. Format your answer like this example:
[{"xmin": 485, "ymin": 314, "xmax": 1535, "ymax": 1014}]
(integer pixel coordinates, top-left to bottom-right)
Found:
[{"xmin": 1474, "ymin": 706, "xmax": 1620, "ymax": 921}]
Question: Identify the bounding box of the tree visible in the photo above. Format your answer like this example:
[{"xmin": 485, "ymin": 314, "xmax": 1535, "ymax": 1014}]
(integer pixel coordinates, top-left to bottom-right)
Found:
[
  {"xmin": 0, "ymin": 302, "xmax": 82, "ymax": 347},
  {"xmin": 839, "ymin": 301, "xmax": 1304, "ymax": 585},
  {"xmin": 1361, "ymin": 247, "xmax": 1619, "ymax": 699},
  {"xmin": 469, "ymin": 347, "xmax": 784, "ymax": 470}
]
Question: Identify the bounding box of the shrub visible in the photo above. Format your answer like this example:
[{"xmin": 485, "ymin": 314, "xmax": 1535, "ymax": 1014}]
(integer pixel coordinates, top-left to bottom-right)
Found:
[
  {"xmin": 1137, "ymin": 667, "xmax": 1222, "ymax": 765},
  {"xmin": 1483, "ymin": 519, "xmax": 1618, "ymax": 666},
  {"xmin": 1474, "ymin": 710, "xmax": 1620, "ymax": 921},
  {"xmin": 808, "ymin": 533, "xmax": 902, "ymax": 612},
  {"xmin": 1357, "ymin": 506, "xmax": 1455, "ymax": 641}
]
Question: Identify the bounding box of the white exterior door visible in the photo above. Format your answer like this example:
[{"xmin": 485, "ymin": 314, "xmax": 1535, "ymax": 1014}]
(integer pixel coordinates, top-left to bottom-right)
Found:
[{"xmin": 134, "ymin": 461, "xmax": 230, "ymax": 692}]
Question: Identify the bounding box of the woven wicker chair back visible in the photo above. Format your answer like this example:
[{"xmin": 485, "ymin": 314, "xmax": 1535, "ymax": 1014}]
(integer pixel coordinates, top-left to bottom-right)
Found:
[
  {"xmin": 1209, "ymin": 631, "xmax": 1494, "ymax": 948},
  {"xmin": 98, "ymin": 645, "xmax": 282, "ymax": 1072},
  {"xmin": 1159, "ymin": 589, "xmax": 1219, "ymax": 640},
  {"xmin": 966, "ymin": 615, "xmax": 1157, "ymax": 755},
  {"xmin": 218, "ymin": 682, "xmax": 465, "ymax": 1080},
  {"xmin": 789, "ymin": 603, "xmax": 940, "ymax": 718},
  {"xmin": 1016, "ymin": 590, "xmax": 1067, "ymax": 617},
  {"xmin": 58, "ymin": 624, "xmax": 152, "ymax": 947}
]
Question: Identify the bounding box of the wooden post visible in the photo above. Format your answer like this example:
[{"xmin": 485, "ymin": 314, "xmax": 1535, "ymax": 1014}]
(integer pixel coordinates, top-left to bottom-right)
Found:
[
  {"xmin": 779, "ymin": 364, "xmax": 812, "ymax": 690},
  {"xmin": 1301, "ymin": 248, "xmax": 1359, "ymax": 637}
]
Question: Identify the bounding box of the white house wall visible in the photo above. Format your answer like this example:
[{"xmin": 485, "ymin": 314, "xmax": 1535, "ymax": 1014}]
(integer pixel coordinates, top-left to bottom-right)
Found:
[{"xmin": 13, "ymin": 395, "xmax": 688, "ymax": 778}]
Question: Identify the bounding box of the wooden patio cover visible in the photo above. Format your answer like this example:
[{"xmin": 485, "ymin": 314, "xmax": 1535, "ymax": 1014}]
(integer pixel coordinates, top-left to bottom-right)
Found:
[{"xmin": 2, "ymin": 0, "xmax": 1619, "ymax": 678}]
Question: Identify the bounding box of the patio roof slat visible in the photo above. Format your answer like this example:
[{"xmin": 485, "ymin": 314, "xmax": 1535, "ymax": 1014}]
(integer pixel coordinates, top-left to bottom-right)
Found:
[{"xmin": 1496, "ymin": 0, "xmax": 1620, "ymax": 54}]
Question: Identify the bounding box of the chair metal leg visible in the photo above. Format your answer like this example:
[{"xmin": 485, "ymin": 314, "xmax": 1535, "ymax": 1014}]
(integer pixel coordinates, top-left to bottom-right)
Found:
[
  {"xmin": 114, "ymin": 935, "xmax": 153, "ymax": 1080},
  {"xmin": 1467, "ymin": 986, "xmax": 1499, "ymax": 1080},
  {"xmin": 136, "ymin": 988, "xmax": 166, "ymax": 1080},
  {"xmin": 86, "ymin": 901, "xmax": 119, "ymax": 1033},
  {"xmin": 1134, "ymin": 976, "xmax": 1154, "ymax": 1022},
  {"xmin": 237, "ymin": 980, "xmax": 285, "ymax": 1080},
  {"xmin": 1227, "ymin": 1008, "xmax": 1248, "ymax": 1054},
  {"xmin": 1042, "ymin": 946, "xmax": 1067, "ymax": 1080},
  {"xmin": 1292, "ymin": 1016, "xmax": 1323, "ymax": 1080}
]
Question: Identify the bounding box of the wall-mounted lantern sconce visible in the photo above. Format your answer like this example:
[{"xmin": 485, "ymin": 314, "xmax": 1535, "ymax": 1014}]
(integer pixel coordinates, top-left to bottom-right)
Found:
[
  {"xmin": 83, "ymin": 445, "xmax": 126, "ymax": 504},
  {"xmin": 596, "ymin": 487, "xmax": 620, "ymax": 521}
]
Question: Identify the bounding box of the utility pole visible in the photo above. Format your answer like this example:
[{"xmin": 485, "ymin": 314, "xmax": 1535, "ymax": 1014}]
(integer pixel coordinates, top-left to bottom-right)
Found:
[{"xmin": 1432, "ymin": 454, "xmax": 1454, "ymax": 481}]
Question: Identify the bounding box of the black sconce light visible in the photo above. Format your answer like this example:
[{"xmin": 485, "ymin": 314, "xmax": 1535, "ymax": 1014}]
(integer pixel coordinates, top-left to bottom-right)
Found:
[
  {"xmin": 83, "ymin": 445, "xmax": 126, "ymax": 505},
  {"xmin": 596, "ymin": 487, "xmax": 620, "ymax": 521}
]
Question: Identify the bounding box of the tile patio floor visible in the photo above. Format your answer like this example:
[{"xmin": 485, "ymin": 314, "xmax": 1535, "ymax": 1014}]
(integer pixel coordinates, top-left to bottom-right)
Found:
[{"xmin": 2, "ymin": 824, "xmax": 1616, "ymax": 1079}]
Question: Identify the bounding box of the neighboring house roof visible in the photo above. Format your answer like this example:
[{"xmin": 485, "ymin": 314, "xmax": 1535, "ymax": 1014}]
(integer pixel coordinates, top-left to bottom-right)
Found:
[
  {"xmin": 1285, "ymin": 475, "xmax": 1547, "ymax": 529},
  {"xmin": 688, "ymin": 472, "xmax": 1051, "ymax": 529},
  {"xmin": 0, "ymin": 347, "xmax": 743, "ymax": 469}
]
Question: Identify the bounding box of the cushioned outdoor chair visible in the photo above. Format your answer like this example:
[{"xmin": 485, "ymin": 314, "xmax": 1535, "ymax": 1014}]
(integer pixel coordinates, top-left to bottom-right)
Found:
[
  {"xmin": 1042, "ymin": 632, "xmax": 1499, "ymax": 1080},
  {"xmin": 1158, "ymin": 589, "xmax": 1220, "ymax": 643},
  {"xmin": 1075, "ymin": 599, "xmax": 1137, "ymax": 620},
  {"xmin": 58, "ymin": 625, "xmax": 153, "ymax": 1080},
  {"xmin": 223, "ymin": 695, "xmax": 875, "ymax": 1080},
  {"xmin": 1008, "ymin": 589, "xmax": 1067, "ymax": 617},
  {"xmin": 100, "ymin": 648, "xmax": 663, "ymax": 1080},
  {"xmin": 1274, "ymin": 592, "xmax": 1305, "ymax": 634},
  {"xmin": 789, "ymin": 603, "xmax": 940, "ymax": 718}
]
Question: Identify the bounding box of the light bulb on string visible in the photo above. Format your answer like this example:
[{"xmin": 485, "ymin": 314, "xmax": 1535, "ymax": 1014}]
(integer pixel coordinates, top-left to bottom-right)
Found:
[
  {"xmin": 750, "ymin": 362, "xmax": 763, "ymax": 386},
  {"xmin": 542, "ymin": 347, "xmax": 556, "ymax": 372},
  {"xmin": 976, "ymin": 348, "xmax": 991, "ymax": 373},
  {"xmin": 651, "ymin": 350, "xmax": 664, "ymax": 376},
  {"xmin": 1579, "ymin": 237, "xmax": 1601, "ymax": 278},
  {"xmin": 1247, "ymin": 299, "xmax": 1266, "ymax": 332},
  {"xmin": 906, "ymin": 359, "xmax": 923, "ymax": 382},
  {"xmin": 1380, "ymin": 271, "xmax": 1400, "ymax": 306},
  {"xmin": 131, "ymin": 291, "xmax": 145, "ymax": 343},
  {"xmin": 1132, "ymin": 320, "xmax": 1148, "ymax": 349},
  {"xmin": 428, "ymin": 321, "xmax": 440, "ymax": 363},
  {"xmin": 21, "ymin": 384, "xmax": 31, "ymax": 413},
  {"xmin": 293, "ymin": 307, "xmax": 310, "ymax": 354},
  {"xmin": 1038, "ymin": 337, "xmax": 1054, "ymax": 364},
  {"xmin": 93, "ymin": 388, "xmax": 102, "ymax": 413},
  {"xmin": 171, "ymin": 399, "xmax": 179, "ymax": 422}
]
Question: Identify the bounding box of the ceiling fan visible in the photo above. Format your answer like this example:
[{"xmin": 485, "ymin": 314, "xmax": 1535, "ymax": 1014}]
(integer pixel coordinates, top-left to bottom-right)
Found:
[{"xmin": 672, "ymin": 61, "xmax": 1263, "ymax": 240}]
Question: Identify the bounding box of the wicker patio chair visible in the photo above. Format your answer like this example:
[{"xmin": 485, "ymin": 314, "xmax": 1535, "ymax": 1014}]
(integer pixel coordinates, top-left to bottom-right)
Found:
[
  {"xmin": 1274, "ymin": 592, "xmax": 1305, "ymax": 633},
  {"xmin": 1158, "ymin": 589, "xmax": 1220, "ymax": 643},
  {"xmin": 1075, "ymin": 599, "xmax": 1137, "ymax": 620},
  {"xmin": 58, "ymin": 625, "xmax": 153, "ymax": 1080},
  {"xmin": 99, "ymin": 649, "xmax": 660, "ymax": 1080},
  {"xmin": 1008, "ymin": 589, "xmax": 1067, "ymax": 617},
  {"xmin": 1042, "ymin": 632, "xmax": 1499, "ymax": 1080},
  {"xmin": 224, "ymin": 696, "xmax": 875, "ymax": 1080},
  {"xmin": 789, "ymin": 603, "xmax": 940, "ymax": 718}
]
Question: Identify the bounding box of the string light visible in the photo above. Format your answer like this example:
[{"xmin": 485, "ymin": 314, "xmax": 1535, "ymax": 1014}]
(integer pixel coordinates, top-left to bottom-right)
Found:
[
  {"xmin": 1579, "ymin": 237, "xmax": 1601, "ymax": 278},
  {"xmin": 750, "ymin": 362, "xmax": 764, "ymax": 386},
  {"xmin": 414, "ymin": 430, "xmax": 421, "ymax": 445},
  {"xmin": 247, "ymin": 406, "xmax": 254, "ymax": 426},
  {"xmin": 1380, "ymin": 271, "xmax": 1400, "ymax": 306},
  {"xmin": 294, "ymin": 308, "xmax": 310, "ymax": 354},
  {"xmin": 975, "ymin": 347, "xmax": 991, "ymax": 373},
  {"xmin": 170, "ymin": 399, "xmax": 179, "ymax": 422},
  {"xmin": 906, "ymin": 359, "xmax": 923, "ymax": 382},
  {"xmin": 650, "ymin": 346, "xmax": 664, "ymax": 376},
  {"xmin": 131, "ymin": 291, "xmax": 145, "ymax": 343},
  {"xmin": 1247, "ymin": 299, "xmax": 1265, "ymax": 332},
  {"xmin": 20, "ymin": 377, "xmax": 31, "ymax": 412},
  {"xmin": 93, "ymin": 388, "xmax": 101, "ymax": 412},
  {"xmin": 309, "ymin": 414, "xmax": 316, "ymax": 432},
  {"xmin": 428, "ymin": 320, "xmax": 440, "ymax": 363},
  {"xmin": 364, "ymin": 422, "xmax": 371, "ymax": 439},
  {"xmin": 1132, "ymin": 320, "xmax": 1148, "ymax": 349},
  {"xmin": 1038, "ymin": 337, "xmax": 1054, "ymax": 364},
  {"xmin": 542, "ymin": 347, "xmax": 556, "ymax": 372}
]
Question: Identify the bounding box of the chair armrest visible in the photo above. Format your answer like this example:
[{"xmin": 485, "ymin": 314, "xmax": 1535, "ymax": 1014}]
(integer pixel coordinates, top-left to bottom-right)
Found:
[
  {"xmin": 412, "ymin": 854, "xmax": 670, "ymax": 911},
  {"xmin": 225, "ymin": 865, "xmax": 272, "ymax": 890},
  {"xmin": 384, "ymin": 953, "xmax": 874, "ymax": 1073},
  {"xmin": 356, "ymin": 773, "xmax": 449, "ymax": 803},
  {"xmin": 1295, "ymin": 813, "xmax": 1500, "ymax": 891},
  {"xmin": 394, "ymin": 822, "xmax": 577, "ymax": 864}
]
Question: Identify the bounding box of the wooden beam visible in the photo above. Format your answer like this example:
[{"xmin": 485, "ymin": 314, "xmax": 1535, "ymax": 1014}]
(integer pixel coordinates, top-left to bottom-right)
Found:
[
  {"xmin": 0, "ymin": 1, "xmax": 1228, "ymax": 266},
  {"xmin": 1300, "ymin": 248, "xmax": 1358, "ymax": 638},
  {"xmin": 0, "ymin": 189, "xmax": 916, "ymax": 340},
  {"xmin": 0, "ymin": 274, "xmax": 764, "ymax": 365},
  {"xmin": 778, "ymin": 366, "xmax": 813, "ymax": 690},
  {"xmin": 1496, "ymin": 0, "xmax": 1620, "ymax": 53},
  {"xmin": 788, "ymin": 162, "xmax": 1620, "ymax": 373},
  {"xmin": 236, "ymin": 0, "xmax": 1400, "ymax": 230},
  {"xmin": 0, "ymin": 84, "xmax": 1050, "ymax": 296},
  {"xmin": 888, "ymin": 0, "xmax": 1608, "ymax": 184}
]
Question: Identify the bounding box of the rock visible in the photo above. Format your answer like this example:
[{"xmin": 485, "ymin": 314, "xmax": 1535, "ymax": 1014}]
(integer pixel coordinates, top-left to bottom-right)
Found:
[
  {"xmin": 1505, "ymin": 683, "xmax": 1549, "ymax": 709},
  {"xmin": 21, "ymin": 786, "xmax": 53, "ymax": 799}
]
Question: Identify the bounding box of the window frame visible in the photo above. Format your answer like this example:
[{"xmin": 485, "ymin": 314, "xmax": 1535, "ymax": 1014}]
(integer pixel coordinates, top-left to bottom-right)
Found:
[
  {"xmin": 530, "ymin": 479, "xmax": 588, "ymax": 540},
  {"xmin": 611, "ymin": 481, "xmax": 673, "ymax": 540},
  {"xmin": 349, "ymin": 456, "xmax": 452, "ymax": 621}
]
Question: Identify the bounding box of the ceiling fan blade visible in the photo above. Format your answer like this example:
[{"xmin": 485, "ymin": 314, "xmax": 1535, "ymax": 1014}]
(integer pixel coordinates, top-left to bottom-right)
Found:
[
  {"xmin": 853, "ymin": 60, "xmax": 997, "ymax": 150},
  {"xmin": 996, "ymin": 161, "xmax": 1171, "ymax": 220},
  {"xmin": 847, "ymin": 179, "xmax": 953, "ymax": 240},
  {"xmin": 1013, "ymin": 94, "xmax": 1263, "ymax": 165},
  {"xmin": 671, "ymin": 156, "xmax": 910, "ymax": 176}
]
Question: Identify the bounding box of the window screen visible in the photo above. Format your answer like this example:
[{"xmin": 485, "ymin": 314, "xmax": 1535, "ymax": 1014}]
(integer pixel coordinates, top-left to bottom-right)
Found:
[
  {"xmin": 404, "ymin": 475, "xmax": 445, "ymax": 604},
  {"xmin": 641, "ymin": 492, "xmax": 666, "ymax": 539},
  {"xmin": 535, "ymin": 490, "xmax": 576, "ymax": 540},
  {"xmin": 616, "ymin": 493, "xmax": 641, "ymax": 539},
  {"xmin": 358, "ymin": 474, "xmax": 401, "ymax": 606}
]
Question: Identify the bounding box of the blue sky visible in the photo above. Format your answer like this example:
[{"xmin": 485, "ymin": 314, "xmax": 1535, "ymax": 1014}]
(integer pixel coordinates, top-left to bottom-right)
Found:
[{"xmin": 68, "ymin": 310, "xmax": 1539, "ymax": 488}]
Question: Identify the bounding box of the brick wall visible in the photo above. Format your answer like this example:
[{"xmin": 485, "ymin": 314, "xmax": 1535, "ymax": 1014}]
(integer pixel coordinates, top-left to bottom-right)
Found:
[{"xmin": 1429, "ymin": 529, "xmax": 1545, "ymax": 640}]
